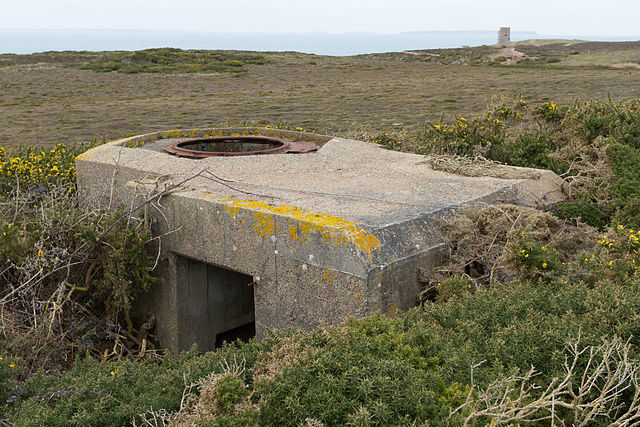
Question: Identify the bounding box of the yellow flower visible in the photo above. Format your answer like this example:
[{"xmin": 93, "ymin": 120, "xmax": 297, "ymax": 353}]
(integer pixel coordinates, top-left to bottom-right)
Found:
[
  {"xmin": 542, "ymin": 262, "xmax": 548, "ymax": 269},
  {"xmin": 37, "ymin": 250, "xmax": 43, "ymax": 257},
  {"xmin": 9, "ymin": 363, "xmax": 16, "ymax": 368}
]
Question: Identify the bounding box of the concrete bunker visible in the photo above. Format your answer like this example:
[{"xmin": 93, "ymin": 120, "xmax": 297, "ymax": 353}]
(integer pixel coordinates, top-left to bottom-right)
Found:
[{"xmin": 76, "ymin": 127, "xmax": 566, "ymax": 354}]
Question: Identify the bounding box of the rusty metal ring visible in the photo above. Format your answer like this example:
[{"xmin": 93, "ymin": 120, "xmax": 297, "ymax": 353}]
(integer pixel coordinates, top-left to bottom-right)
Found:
[{"xmin": 163, "ymin": 136, "xmax": 316, "ymax": 158}]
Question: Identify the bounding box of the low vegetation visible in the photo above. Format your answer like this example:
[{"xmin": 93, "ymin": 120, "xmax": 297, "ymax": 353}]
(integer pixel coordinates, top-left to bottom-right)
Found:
[
  {"xmin": 1, "ymin": 97, "xmax": 640, "ymax": 425},
  {"xmin": 78, "ymin": 48, "xmax": 268, "ymax": 74},
  {"xmin": 377, "ymin": 40, "xmax": 640, "ymax": 68}
]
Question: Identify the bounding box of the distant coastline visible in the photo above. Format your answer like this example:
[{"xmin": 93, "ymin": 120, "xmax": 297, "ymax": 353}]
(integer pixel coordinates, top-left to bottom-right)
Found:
[{"xmin": 1, "ymin": 30, "xmax": 639, "ymax": 56}]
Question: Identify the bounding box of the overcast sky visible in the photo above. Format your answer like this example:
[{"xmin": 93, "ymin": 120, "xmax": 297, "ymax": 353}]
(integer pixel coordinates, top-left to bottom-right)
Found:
[{"xmin": 2, "ymin": 0, "xmax": 639, "ymax": 36}]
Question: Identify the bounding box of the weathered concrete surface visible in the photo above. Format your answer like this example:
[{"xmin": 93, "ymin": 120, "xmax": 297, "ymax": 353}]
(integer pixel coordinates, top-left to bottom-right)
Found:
[{"xmin": 76, "ymin": 128, "xmax": 566, "ymax": 354}]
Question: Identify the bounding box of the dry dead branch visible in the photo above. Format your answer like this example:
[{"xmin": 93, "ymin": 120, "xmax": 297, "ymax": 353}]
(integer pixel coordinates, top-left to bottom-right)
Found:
[{"xmin": 450, "ymin": 336, "xmax": 640, "ymax": 426}]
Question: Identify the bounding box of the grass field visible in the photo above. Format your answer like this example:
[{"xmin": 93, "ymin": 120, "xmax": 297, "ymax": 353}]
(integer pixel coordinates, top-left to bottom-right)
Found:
[{"xmin": 1, "ymin": 44, "xmax": 640, "ymax": 149}]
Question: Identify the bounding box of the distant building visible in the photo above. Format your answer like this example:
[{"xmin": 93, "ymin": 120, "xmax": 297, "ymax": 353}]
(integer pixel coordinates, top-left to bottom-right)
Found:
[{"xmin": 498, "ymin": 27, "xmax": 511, "ymax": 45}]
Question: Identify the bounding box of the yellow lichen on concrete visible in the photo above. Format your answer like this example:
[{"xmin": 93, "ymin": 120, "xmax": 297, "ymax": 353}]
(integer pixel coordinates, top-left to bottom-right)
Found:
[
  {"xmin": 223, "ymin": 199, "xmax": 381, "ymax": 258},
  {"xmin": 224, "ymin": 204, "xmax": 240, "ymax": 218},
  {"xmin": 289, "ymin": 225, "xmax": 299, "ymax": 240},
  {"xmin": 322, "ymin": 266, "xmax": 335, "ymax": 283},
  {"xmin": 253, "ymin": 211, "xmax": 279, "ymax": 237}
]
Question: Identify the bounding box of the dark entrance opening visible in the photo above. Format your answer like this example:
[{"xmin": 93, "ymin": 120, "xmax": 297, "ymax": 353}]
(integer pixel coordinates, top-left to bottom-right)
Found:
[{"xmin": 177, "ymin": 255, "xmax": 255, "ymax": 352}]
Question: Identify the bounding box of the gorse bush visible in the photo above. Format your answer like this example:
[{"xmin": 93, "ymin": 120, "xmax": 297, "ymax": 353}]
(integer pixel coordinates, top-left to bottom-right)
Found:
[
  {"xmin": 255, "ymin": 316, "xmax": 457, "ymax": 425},
  {"xmin": 416, "ymin": 115, "xmax": 507, "ymax": 156},
  {"xmin": 0, "ymin": 144, "xmax": 77, "ymax": 193},
  {"xmin": 0, "ymin": 145, "xmax": 156, "ymax": 376},
  {"xmin": 422, "ymin": 204, "xmax": 598, "ymax": 291},
  {"xmin": 490, "ymin": 131, "xmax": 568, "ymax": 174},
  {"xmin": 422, "ymin": 203, "xmax": 638, "ymax": 296},
  {"xmin": 5, "ymin": 342, "xmax": 267, "ymax": 426},
  {"xmin": 607, "ymin": 143, "xmax": 640, "ymax": 228},
  {"xmin": 6, "ymin": 278, "xmax": 640, "ymax": 426}
]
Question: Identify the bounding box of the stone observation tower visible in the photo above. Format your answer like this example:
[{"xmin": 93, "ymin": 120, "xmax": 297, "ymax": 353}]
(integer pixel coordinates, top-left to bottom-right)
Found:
[{"xmin": 498, "ymin": 27, "xmax": 511, "ymax": 45}]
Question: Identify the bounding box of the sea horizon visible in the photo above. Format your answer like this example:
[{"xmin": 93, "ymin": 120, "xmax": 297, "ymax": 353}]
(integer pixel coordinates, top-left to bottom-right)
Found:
[{"xmin": 1, "ymin": 29, "xmax": 639, "ymax": 56}]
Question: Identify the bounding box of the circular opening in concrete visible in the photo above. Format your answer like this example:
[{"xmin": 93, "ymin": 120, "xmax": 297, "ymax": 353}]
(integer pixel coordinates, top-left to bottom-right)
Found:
[{"xmin": 164, "ymin": 136, "xmax": 290, "ymax": 158}]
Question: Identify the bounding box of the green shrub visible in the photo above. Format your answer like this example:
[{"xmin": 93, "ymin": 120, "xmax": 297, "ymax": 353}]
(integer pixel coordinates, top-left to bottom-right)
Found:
[
  {"xmin": 435, "ymin": 275, "xmax": 475, "ymax": 303},
  {"xmin": 564, "ymin": 99, "xmax": 640, "ymax": 147},
  {"xmin": 6, "ymin": 275, "xmax": 640, "ymax": 425},
  {"xmin": 489, "ymin": 131, "xmax": 567, "ymax": 174},
  {"xmin": 255, "ymin": 315, "xmax": 456, "ymax": 426},
  {"xmin": 6, "ymin": 341, "xmax": 267, "ymax": 426},
  {"xmin": 370, "ymin": 132, "xmax": 403, "ymax": 151},
  {"xmin": 214, "ymin": 373, "xmax": 248, "ymax": 414},
  {"xmin": 377, "ymin": 98, "xmax": 640, "ymax": 231},
  {"xmin": 0, "ymin": 143, "xmax": 156, "ymax": 374},
  {"xmin": 1, "ymin": 353, "xmax": 24, "ymax": 406},
  {"xmin": 78, "ymin": 49, "xmax": 267, "ymax": 74},
  {"xmin": 508, "ymin": 228, "xmax": 565, "ymax": 281},
  {"xmin": 549, "ymin": 200, "xmax": 610, "ymax": 230},
  {"xmin": 607, "ymin": 143, "xmax": 640, "ymax": 228}
]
